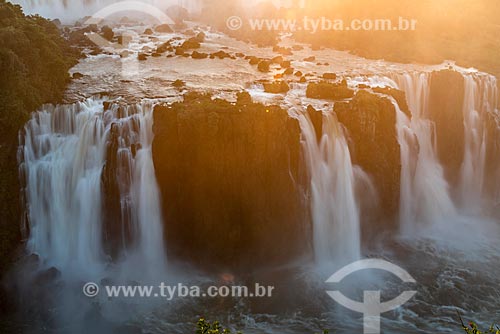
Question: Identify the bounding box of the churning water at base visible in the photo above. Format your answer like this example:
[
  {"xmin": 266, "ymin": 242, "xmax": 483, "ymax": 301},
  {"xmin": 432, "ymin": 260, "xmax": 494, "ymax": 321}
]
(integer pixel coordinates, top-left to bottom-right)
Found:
[{"xmin": 18, "ymin": 97, "xmax": 166, "ymax": 279}]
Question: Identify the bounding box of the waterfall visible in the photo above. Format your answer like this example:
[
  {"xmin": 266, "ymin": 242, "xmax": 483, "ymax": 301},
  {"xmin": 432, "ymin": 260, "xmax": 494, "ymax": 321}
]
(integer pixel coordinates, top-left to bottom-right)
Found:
[
  {"xmin": 393, "ymin": 73, "xmax": 456, "ymax": 232},
  {"xmin": 19, "ymin": 97, "xmax": 166, "ymax": 278},
  {"xmin": 391, "ymin": 71, "xmax": 500, "ymax": 234},
  {"xmin": 298, "ymin": 111, "xmax": 361, "ymax": 266},
  {"xmin": 458, "ymin": 74, "xmax": 498, "ymax": 213}
]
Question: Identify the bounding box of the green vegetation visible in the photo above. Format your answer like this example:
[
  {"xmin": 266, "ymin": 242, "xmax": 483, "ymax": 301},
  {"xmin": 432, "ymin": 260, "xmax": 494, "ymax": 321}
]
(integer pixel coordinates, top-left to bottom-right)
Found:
[
  {"xmin": 0, "ymin": 0, "xmax": 78, "ymax": 279},
  {"xmin": 196, "ymin": 318, "xmax": 242, "ymax": 334},
  {"xmin": 458, "ymin": 312, "xmax": 500, "ymax": 334},
  {"xmin": 196, "ymin": 319, "xmax": 329, "ymax": 334}
]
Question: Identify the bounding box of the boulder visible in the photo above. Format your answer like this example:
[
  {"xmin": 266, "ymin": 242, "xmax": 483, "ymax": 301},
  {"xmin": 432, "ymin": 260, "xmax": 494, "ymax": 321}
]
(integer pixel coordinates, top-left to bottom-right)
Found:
[
  {"xmin": 155, "ymin": 24, "xmax": 173, "ymax": 33},
  {"xmin": 172, "ymin": 79, "xmax": 185, "ymax": 88},
  {"xmin": 191, "ymin": 51, "xmax": 208, "ymax": 59},
  {"xmin": 306, "ymin": 80, "xmax": 354, "ymax": 100},
  {"xmin": 181, "ymin": 37, "xmax": 201, "ymax": 49},
  {"xmin": 194, "ymin": 32, "xmax": 206, "ymax": 43},
  {"xmin": 248, "ymin": 56, "xmax": 260, "ymax": 65},
  {"xmin": 100, "ymin": 25, "xmax": 114, "ymax": 41},
  {"xmin": 72, "ymin": 72, "xmax": 84, "ymax": 79},
  {"xmin": 263, "ymin": 81, "xmax": 290, "ymax": 94},
  {"xmin": 257, "ymin": 60, "xmax": 271, "ymax": 72},
  {"xmin": 322, "ymin": 73, "xmax": 337, "ymax": 80},
  {"xmin": 211, "ymin": 50, "xmax": 231, "ymax": 59}
]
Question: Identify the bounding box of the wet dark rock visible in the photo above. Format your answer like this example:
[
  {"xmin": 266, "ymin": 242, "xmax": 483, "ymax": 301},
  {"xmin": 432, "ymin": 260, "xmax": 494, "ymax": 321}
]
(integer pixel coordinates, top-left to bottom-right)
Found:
[
  {"xmin": 143, "ymin": 28, "xmax": 153, "ymax": 35},
  {"xmin": 272, "ymin": 56, "xmax": 284, "ymax": 64},
  {"xmin": 155, "ymin": 24, "xmax": 173, "ymax": 33},
  {"xmin": 248, "ymin": 56, "xmax": 260, "ymax": 65},
  {"xmin": 283, "ymin": 67, "xmax": 294, "ymax": 75},
  {"xmin": 181, "ymin": 37, "xmax": 201, "ymax": 49},
  {"xmin": 194, "ymin": 32, "xmax": 206, "ymax": 43},
  {"xmin": 172, "ymin": 79, "xmax": 185, "ymax": 88},
  {"xmin": 306, "ymin": 105, "xmax": 323, "ymax": 143},
  {"xmin": 322, "ymin": 73, "xmax": 337, "ymax": 80},
  {"xmin": 280, "ymin": 60, "xmax": 291, "ymax": 68},
  {"xmin": 175, "ymin": 47, "xmax": 185, "ymax": 56},
  {"xmin": 191, "ymin": 51, "xmax": 208, "ymax": 59},
  {"xmin": 152, "ymin": 52, "xmax": 161, "ymax": 57},
  {"xmin": 156, "ymin": 41, "xmax": 173, "ymax": 53},
  {"xmin": 294, "ymin": 71, "xmax": 303, "ymax": 77},
  {"xmin": 306, "ymin": 80, "xmax": 354, "ymax": 100},
  {"xmin": 427, "ymin": 70, "xmax": 465, "ymax": 185},
  {"xmin": 211, "ymin": 50, "xmax": 231, "ymax": 59},
  {"xmin": 72, "ymin": 72, "xmax": 84, "ymax": 79},
  {"xmin": 263, "ymin": 81, "xmax": 290, "ymax": 94},
  {"xmin": 100, "ymin": 25, "xmax": 114, "ymax": 41},
  {"xmin": 299, "ymin": 76, "xmax": 307, "ymax": 83},
  {"xmin": 336, "ymin": 90, "xmax": 403, "ymax": 220},
  {"xmin": 235, "ymin": 52, "xmax": 245, "ymax": 58},
  {"xmin": 372, "ymin": 87, "xmax": 410, "ymax": 116},
  {"xmin": 258, "ymin": 60, "xmax": 271, "ymax": 72},
  {"xmin": 137, "ymin": 53, "xmax": 148, "ymax": 61},
  {"xmin": 303, "ymin": 56, "xmax": 316, "ymax": 62}
]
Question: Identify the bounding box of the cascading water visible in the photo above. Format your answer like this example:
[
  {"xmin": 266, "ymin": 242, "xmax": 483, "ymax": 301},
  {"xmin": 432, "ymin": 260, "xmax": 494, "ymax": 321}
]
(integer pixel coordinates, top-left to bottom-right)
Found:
[
  {"xmin": 18, "ymin": 97, "xmax": 166, "ymax": 278},
  {"xmin": 392, "ymin": 73, "xmax": 456, "ymax": 232},
  {"xmin": 458, "ymin": 74, "xmax": 498, "ymax": 213},
  {"xmin": 389, "ymin": 71, "xmax": 500, "ymax": 235},
  {"xmin": 297, "ymin": 111, "xmax": 361, "ymax": 266}
]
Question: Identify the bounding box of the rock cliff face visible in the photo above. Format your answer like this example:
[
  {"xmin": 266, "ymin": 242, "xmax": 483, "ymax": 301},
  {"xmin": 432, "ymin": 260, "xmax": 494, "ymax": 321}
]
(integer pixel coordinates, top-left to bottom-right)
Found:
[
  {"xmin": 428, "ymin": 70, "xmax": 465, "ymax": 186},
  {"xmin": 152, "ymin": 93, "xmax": 307, "ymax": 270},
  {"xmin": 336, "ymin": 90, "xmax": 402, "ymax": 220}
]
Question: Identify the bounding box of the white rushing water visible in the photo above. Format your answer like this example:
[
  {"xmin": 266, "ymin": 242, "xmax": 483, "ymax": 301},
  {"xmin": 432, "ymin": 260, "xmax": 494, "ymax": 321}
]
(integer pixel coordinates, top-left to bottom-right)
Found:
[
  {"xmin": 297, "ymin": 111, "xmax": 361, "ymax": 266},
  {"xmin": 390, "ymin": 72, "xmax": 499, "ymax": 235},
  {"xmin": 392, "ymin": 73, "xmax": 456, "ymax": 233},
  {"xmin": 19, "ymin": 98, "xmax": 166, "ymax": 279},
  {"xmin": 458, "ymin": 74, "xmax": 498, "ymax": 213}
]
